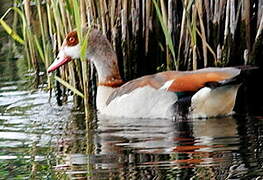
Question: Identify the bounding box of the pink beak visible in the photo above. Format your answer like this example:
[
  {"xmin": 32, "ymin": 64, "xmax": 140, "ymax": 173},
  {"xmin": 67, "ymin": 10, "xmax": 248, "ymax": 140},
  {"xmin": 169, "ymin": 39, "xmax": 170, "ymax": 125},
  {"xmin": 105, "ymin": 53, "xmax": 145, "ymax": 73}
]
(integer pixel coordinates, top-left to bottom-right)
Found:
[{"xmin": 47, "ymin": 56, "xmax": 72, "ymax": 73}]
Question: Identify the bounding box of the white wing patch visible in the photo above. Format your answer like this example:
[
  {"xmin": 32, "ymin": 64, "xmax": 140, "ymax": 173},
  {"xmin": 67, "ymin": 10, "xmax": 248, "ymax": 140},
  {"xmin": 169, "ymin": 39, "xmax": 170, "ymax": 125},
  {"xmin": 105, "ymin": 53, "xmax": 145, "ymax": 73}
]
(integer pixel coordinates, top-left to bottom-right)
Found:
[{"xmin": 159, "ymin": 80, "xmax": 174, "ymax": 91}]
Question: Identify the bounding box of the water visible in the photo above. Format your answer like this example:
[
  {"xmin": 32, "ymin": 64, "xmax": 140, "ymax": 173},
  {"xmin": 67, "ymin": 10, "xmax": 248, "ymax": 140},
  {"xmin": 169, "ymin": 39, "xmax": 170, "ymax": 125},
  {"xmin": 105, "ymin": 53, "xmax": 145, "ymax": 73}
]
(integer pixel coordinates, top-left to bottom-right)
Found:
[{"xmin": 0, "ymin": 60, "xmax": 263, "ymax": 179}]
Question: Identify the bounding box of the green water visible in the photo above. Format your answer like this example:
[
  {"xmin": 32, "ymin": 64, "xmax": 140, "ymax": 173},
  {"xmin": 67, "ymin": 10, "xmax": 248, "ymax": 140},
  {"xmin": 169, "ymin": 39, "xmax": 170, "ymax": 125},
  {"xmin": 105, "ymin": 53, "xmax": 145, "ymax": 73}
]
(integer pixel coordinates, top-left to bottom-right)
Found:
[{"xmin": 0, "ymin": 60, "xmax": 263, "ymax": 179}]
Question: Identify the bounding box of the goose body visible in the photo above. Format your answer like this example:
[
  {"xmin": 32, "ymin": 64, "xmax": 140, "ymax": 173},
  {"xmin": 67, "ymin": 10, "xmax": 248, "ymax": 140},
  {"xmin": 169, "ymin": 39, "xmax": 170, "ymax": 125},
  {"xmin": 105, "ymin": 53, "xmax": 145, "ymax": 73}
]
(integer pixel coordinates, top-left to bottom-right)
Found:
[{"xmin": 48, "ymin": 29, "xmax": 241, "ymax": 119}]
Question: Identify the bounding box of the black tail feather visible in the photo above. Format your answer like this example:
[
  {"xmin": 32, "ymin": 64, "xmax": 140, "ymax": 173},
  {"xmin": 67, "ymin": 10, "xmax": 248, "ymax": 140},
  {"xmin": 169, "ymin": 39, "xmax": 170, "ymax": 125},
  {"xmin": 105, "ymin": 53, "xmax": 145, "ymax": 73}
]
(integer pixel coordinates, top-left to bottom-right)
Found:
[
  {"xmin": 205, "ymin": 75, "xmax": 243, "ymax": 89},
  {"xmin": 205, "ymin": 66, "xmax": 258, "ymax": 89}
]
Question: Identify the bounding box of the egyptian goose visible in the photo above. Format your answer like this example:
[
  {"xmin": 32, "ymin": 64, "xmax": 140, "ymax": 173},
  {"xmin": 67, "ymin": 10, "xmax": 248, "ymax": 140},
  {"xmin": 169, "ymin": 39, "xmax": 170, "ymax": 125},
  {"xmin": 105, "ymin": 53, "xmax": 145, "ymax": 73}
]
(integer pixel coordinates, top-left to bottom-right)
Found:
[{"xmin": 47, "ymin": 29, "xmax": 242, "ymax": 119}]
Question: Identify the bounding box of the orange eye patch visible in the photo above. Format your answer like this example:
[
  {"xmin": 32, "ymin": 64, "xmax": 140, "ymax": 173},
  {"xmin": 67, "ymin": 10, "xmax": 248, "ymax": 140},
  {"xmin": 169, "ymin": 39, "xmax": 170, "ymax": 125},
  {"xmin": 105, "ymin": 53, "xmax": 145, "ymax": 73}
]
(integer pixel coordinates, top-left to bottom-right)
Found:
[{"xmin": 66, "ymin": 31, "xmax": 79, "ymax": 46}]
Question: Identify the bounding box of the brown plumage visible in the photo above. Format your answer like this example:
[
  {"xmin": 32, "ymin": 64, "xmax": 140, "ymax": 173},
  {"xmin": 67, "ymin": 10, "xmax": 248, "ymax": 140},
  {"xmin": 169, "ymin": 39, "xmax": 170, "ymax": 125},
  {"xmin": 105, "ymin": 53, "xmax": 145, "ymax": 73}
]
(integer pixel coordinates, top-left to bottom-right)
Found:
[{"xmin": 66, "ymin": 31, "xmax": 79, "ymax": 46}]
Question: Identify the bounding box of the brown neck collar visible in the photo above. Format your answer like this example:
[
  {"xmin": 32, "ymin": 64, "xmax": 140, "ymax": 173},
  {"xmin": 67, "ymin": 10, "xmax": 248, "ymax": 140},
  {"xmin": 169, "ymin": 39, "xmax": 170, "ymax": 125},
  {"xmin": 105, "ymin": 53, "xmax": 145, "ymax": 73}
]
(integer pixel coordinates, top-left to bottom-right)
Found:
[{"xmin": 98, "ymin": 79, "xmax": 124, "ymax": 88}]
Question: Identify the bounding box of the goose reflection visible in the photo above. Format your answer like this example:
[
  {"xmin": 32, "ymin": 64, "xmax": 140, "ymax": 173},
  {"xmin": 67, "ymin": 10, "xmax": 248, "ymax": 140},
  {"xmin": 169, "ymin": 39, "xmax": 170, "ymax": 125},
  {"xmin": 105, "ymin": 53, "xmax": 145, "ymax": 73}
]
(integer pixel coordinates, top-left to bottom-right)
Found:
[
  {"xmin": 56, "ymin": 115, "xmax": 243, "ymax": 179},
  {"xmin": 96, "ymin": 116, "xmax": 239, "ymax": 155},
  {"xmin": 94, "ymin": 116, "xmax": 241, "ymax": 179}
]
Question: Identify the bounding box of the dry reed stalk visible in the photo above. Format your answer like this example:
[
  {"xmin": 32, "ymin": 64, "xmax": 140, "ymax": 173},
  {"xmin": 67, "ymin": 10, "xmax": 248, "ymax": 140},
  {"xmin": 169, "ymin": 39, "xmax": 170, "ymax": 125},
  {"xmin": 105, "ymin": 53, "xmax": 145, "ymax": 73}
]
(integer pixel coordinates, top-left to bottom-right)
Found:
[
  {"xmin": 142, "ymin": 0, "xmax": 145, "ymax": 33},
  {"xmin": 109, "ymin": 0, "xmax": 116, "ymax": 30},
  {"xmin": 168, "ymin": 0, "xmax": 176, "ymax": 69},
  {"xmin": 167, "ymin": 0, "xmax": 173, "ymax": 32},
  {"xmin": 58, "ymin": 0, "xmax": 68, "ymax": 34},
  {"xmin": 24, "ymin": 0, "xmax": 31, "ymax": 26},
  {"xmin": 86, "ymin": 0, "xmax": 92, "ymax": 25},
  {"xmin": 36, "ymin": 1, "xmax": 46, "ymax": 52},
  {"xmin": 242, "ymin": 0, "xmax": 251, "ymax": 52},
  {"xmin": 54, "ymin": 0, "xmax": 69, "ymax": 99},
  {"xmin": 131, "ymin": 0, "xmax": 140, "ymax": 76},
  {"xmin": 160, "ymin": 0, "xmax": 172, "ymax": 70},
  {"xmin": 230, "ymin": 1, "xmax": 236, "ymax": 35},
  {"xmin": 51, "ymin": 0, "xmax": 62, "ymax": 46},
  {"xmin": 46, "ymin": 0, "xmax": 53, "ymax": 39},
  {"xmin": 217, "ymin": 44, "xmax": 222, "ymax": 62},
  {"xmin": 66, "ymin": 8, "xmax": 73, "ymax": 31},
  {"xmin": 210, "ymin": 0, "xmax": 226, "ymax": 45},
  {"xmin": 192, "ymin": 45, "xmax": 197, "ymax": 70},
  {"xmin": 196, "ymin": 29, "xmax": 217, "ymax": 61},
  {"xmin": 66, "ymin": 21, "xmax": 80, "ymax": 108},
  {"xmin": 116, "ymin": 0, "xmax": 122, "ymax": 20},
  {"xmin": 160, "ymin": 0, "xmax": 167, "ymax": 27},
  {"xmin": 131, "ymin": 0, "xmax": 139, "ymax": 36},
  {"xmin": 203, "ymin": 0, "xmax": 210, "ymax": 38},
  {"xmin": 145, "ymin": 0, "xmax": 151, "ymax": 55},
  {"xmin": 81, "ymin": 59, "xmax": 90, "ymax": 119},
  {"xmin": 99, "ymin": 0, "xmax": 106, "ymax": 34},
  {"xmin": 76, "ymin": 60, "xmax": 84, "ymax": 91},
  {"xmin": 36, "ymin": 0, "xmax": 53, "ymax": 88},
  {"xmin": 224, "ymin": 0, "xmax": 230, "ymax": 40},
  {"xmin": 103, "ymin": 0, "xmax": 110, "ymax": 32},
  {"xmin": 80, "ymin": 0, "xmax": 86, "ymax": 27},
  {"xmin": 230, "ymin": 0, "xmax": 241, "ymax": 36},
  {"xmin": 191, "ymin": 5, "xmax": 197, "ymax": 70},
  {"xmin": 109, "ymin": 0, "xmax": 117, "ymax": 52},
  {"xmin": 91, "ymin": 0, "xmax": 98, "ymax": 24},
  {"xmin": 257, "ymin": 1, "xmax": 263, "ymax": 28},
  {"xmin": 213, "ymin": 0, "xmax": 219, "ymax": 23},
  {"xmin": 24, "ymin": 0, "xmax": 38, "ymax": 72},
  {"xmin": 121, "ymin": 0, "xmax": 128, "ymax": 42},
  {"xmin": 256, "ymin": 14, "xmax": 263, "ymax": 41},
  {"xmin": 77, "ymin": 0, "xmax": 91, "ymax": 120},
  {"xmin": 68, "ymin": 62, "xmax": 79, "ymax": 104},
  {"xmin": 196, "ymin": 0, "xmax": 208, "ymax": 67},
  {"xmin": 109, "ymin": 0, "xmax": 116, "ymax": 50},
  {"xmin": 178, "ymin": 0, "xmax": 187, "ymax": 66},
  {"xmin": 121, "ymin": 0, "xmax": 128, "ymax": 79},
  {"xmin": 185, "ymin": 34, "xmax": 191, "ymax": 69},
  {"xmin": 219, "ymin": 0, "xmax": 226, "ymax": 23},
  {"xmin": 12, "ymin": 0, "xmax": 18, "ymax": 36}
]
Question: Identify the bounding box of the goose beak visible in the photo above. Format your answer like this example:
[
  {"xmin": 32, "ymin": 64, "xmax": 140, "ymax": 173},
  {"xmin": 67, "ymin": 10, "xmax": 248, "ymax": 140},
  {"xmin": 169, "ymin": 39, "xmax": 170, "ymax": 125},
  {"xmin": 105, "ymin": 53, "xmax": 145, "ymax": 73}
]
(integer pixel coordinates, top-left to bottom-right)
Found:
[{"xmin": 47, "ymin": 50, "xmax": 72, "ymax": 73}]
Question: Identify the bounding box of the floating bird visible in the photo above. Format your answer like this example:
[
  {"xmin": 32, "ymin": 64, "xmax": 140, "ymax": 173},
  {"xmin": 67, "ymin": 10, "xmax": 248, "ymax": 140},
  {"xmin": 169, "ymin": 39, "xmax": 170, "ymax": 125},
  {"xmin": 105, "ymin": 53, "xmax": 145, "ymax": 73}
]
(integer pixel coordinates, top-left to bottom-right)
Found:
[{"xmin": 48, "ymin": 29, "xmax": 244, "ymax": 119}]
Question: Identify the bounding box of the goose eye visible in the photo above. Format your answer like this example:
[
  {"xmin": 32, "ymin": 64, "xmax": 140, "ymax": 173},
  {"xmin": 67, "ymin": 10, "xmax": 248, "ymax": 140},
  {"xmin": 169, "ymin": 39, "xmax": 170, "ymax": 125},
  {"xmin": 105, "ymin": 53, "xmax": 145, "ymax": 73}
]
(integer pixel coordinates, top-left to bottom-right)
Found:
[{"xmin": 68, "ymin": 37, "xmax": 75, "ymax": 43}]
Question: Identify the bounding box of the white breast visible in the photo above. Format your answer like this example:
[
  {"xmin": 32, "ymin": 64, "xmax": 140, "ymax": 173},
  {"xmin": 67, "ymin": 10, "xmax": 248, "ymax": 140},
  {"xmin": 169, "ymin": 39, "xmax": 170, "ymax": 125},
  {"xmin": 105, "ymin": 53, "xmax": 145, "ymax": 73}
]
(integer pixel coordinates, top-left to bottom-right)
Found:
[
  {"xmin": 96, "ymin": 86, "xmax": 115, "ymax": 111},
  {"xmin": 101, "ymin": 86, "xmax": 177, "ymax": 119}
]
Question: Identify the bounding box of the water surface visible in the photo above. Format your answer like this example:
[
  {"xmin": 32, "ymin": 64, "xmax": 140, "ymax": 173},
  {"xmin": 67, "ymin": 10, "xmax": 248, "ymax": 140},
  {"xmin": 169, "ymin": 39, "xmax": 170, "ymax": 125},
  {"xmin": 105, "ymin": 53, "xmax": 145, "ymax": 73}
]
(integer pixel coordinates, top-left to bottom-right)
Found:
[{"xmin": 0, "ymin": 60, "xmax": 263, "ymax": 179}]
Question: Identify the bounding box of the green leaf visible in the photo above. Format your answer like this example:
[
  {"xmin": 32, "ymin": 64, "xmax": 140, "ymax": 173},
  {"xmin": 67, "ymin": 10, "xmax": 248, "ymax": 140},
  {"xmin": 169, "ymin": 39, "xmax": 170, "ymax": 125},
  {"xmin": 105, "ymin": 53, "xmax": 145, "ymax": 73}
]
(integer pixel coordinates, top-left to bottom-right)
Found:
[
  {"xmin": 54, "ymin": 76, "xmax": 84, "ymax": 98},
  {"xmin": 153, "ymin": 0, "xmax": 176, "ymax": 63},
  {"xmin": 0, "ymin": 7, "xmax": 29, "ymax": 45},
  {"xmin": 33, "ymin": 35, "xmax": 45, "ymax": 62},
  {"xmin": 0, "ymin": 19, "xmax": 24, "ymax": 44},
  {"xmin": 64, "ymin": 0, "xmax": 73, "ymax": 16},
  {"xmin": 73, "ymin": 0, "xmax": 81, "ymax": 35},
  {"xmin": 80, "ymin": 29, "xmax": 91, "ymax": 60},
  {"xmin": 80, "ymin": 36, "xmax": 88, "ymax": 60}
]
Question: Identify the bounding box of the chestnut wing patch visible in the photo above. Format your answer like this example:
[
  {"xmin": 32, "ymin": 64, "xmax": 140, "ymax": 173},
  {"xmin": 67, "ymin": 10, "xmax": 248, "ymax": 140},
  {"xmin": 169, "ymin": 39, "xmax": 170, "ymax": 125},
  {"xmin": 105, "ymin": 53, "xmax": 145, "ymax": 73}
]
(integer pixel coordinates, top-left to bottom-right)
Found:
[{"xmin": 167, "ymin": 72, "xmax": 233, "ymax": 92}]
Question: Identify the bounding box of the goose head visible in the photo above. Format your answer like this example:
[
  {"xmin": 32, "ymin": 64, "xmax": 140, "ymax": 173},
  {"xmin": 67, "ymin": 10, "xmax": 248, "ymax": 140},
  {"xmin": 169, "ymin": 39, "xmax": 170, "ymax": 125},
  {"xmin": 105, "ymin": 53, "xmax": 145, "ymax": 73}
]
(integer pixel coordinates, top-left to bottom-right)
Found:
[
  {"xmin": 47, "ymin": 29, "xmax": 121, "ymax": 83},
  {"xmin": 47, "ymin": 31, "xmax": 80, "ymax": 73}
]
